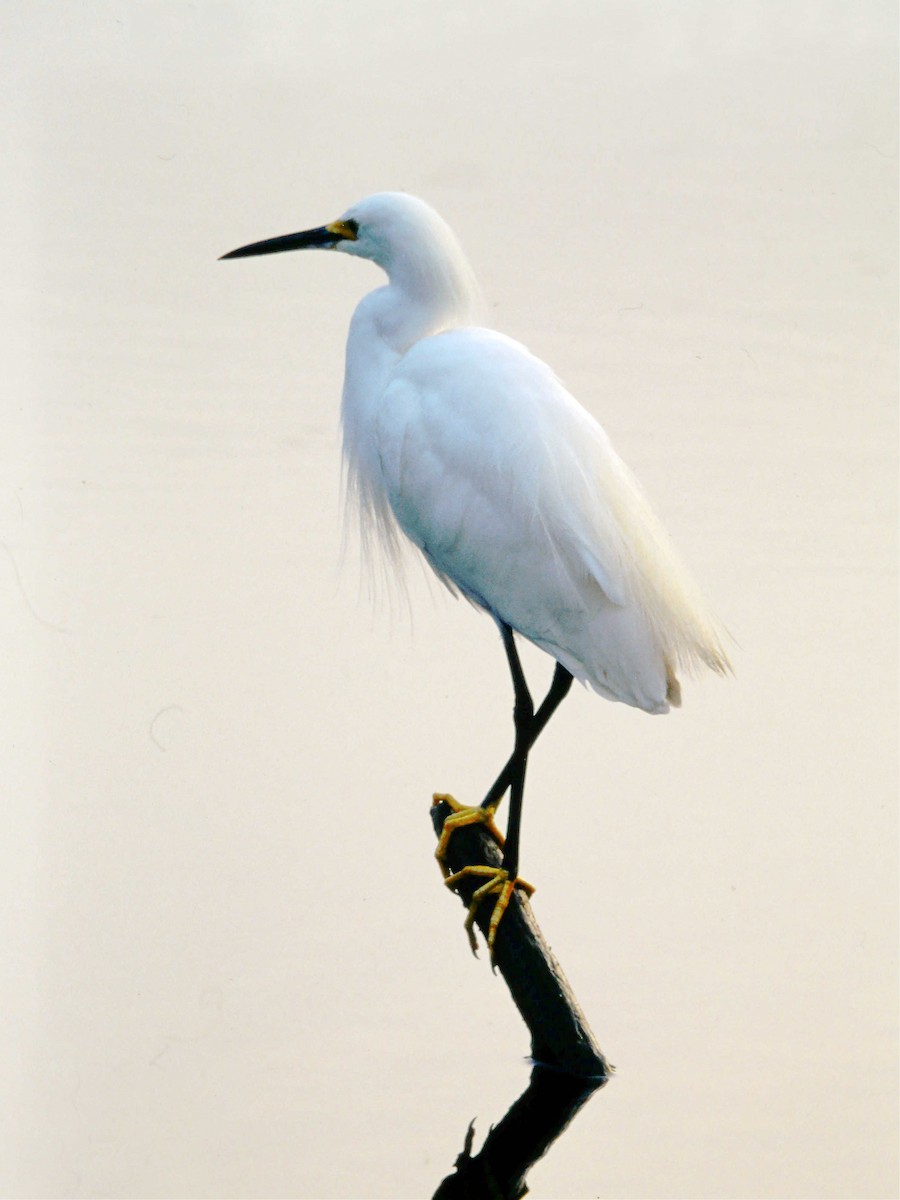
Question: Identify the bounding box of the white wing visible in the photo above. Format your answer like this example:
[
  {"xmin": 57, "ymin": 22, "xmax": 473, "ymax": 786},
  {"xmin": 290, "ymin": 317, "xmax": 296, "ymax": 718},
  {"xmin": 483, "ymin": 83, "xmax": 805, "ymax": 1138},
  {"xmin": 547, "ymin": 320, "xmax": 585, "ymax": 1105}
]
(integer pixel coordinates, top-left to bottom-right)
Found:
[{"xmin": 369, "ymin": 328, "xmax": 729, "ymax": 713}]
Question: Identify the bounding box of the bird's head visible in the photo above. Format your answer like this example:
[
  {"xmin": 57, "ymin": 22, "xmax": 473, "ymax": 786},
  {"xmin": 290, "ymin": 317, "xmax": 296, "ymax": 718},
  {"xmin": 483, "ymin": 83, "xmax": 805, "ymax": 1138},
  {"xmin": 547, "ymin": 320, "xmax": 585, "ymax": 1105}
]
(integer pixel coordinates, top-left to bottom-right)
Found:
[
  {"xmin": 222, "ymin": 193, "xmax": 461, "ymax": 275},
  {"xmin": 221, "ymin": 192, "xmax": 482, "ymax": 326}
]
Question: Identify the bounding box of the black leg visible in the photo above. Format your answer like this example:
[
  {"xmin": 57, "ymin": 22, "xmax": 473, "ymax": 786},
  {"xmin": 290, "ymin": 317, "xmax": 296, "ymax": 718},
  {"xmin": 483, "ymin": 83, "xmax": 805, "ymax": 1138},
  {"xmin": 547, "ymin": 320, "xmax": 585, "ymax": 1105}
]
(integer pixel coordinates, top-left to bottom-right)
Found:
[
  {"xmin": 487, "ymin": 626, "xmax": 574, "ymax": 880},
  {"xmin": 496, "ymin": 625, "xmax": 533, "ymax": 880},
  {"xmin": 498, "ymin": 622, "xmax": 535, "ymax": 738},
  {"xmin": 502, "ymin": 731, "xmax": 530, "ymax": 880},
  {"xmin": 481, "ymin": 657, "xmax": 574, "ymax": 814}
]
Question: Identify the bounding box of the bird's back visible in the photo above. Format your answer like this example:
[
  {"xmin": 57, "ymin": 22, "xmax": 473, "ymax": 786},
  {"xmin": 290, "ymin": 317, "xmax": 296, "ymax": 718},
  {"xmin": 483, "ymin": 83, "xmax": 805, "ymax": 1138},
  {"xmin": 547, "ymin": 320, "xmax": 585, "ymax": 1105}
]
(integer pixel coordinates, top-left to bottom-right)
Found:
[{"xmin": 361, "ymin": 327, "xmax": 729, "ymax": 713}]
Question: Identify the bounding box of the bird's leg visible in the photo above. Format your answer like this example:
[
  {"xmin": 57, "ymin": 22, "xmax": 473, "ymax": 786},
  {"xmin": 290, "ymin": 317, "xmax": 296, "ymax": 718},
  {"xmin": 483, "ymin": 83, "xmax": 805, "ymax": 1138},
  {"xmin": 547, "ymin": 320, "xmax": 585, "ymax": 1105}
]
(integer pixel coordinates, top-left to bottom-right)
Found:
[
  {"xmin": 438, "ymin": 628, "xmax": 575, "ymax": 957},
  {"xmin": 481, "ymin": 661, "xmax": 575, "ymax": 814},
  {"xmin": 437, "ymin": 661, "xmax": 572, "ymax": 851},
  {"xmin": 467, "ymin": 635, "xmax": 537, "ymax": 955},
  {"xmin": 444, "ymin": 627, "xmax": 570, "ymax": 957},
  {"xmin": 495, "ymin": 622, "xmax": 534, "ymax": 878},
  {"xmin": 432, "ymin": 624, "xmax": 529, "ymax": 876}
]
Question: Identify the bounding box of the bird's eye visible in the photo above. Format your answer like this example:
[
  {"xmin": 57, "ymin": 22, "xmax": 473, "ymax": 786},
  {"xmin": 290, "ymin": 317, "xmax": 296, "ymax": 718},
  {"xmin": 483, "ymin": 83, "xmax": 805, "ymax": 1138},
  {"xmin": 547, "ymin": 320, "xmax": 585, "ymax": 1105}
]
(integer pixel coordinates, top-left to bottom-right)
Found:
[{"xmin": 343, "ymin": 219, "xmax": 359, "ymax": 239}]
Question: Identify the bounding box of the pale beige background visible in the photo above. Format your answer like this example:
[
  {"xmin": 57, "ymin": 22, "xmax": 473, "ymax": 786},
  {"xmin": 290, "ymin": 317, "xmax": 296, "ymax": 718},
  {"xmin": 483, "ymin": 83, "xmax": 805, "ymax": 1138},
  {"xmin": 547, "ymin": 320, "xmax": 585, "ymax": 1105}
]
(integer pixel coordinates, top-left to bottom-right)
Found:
[{"xmin": 2, "ymin": 3, "xmax": 897, "ymax": 1198}]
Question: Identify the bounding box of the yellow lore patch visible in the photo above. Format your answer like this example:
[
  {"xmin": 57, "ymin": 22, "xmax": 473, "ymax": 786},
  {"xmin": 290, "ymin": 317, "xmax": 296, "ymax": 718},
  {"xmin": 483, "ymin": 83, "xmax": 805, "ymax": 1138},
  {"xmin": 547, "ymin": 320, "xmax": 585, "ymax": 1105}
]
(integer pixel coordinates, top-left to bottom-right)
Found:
[{"xmin": 326, "ymin": 219, "xmax": 358, "ymax": 241}]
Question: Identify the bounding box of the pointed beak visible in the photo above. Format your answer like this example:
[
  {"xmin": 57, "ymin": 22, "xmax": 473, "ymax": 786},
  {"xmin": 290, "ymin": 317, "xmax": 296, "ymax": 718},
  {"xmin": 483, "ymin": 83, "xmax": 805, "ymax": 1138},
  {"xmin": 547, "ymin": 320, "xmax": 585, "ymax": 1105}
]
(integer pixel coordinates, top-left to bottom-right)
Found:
[{"xmin": 220, "ymin": 219, "xmax": 357, "ymax": 260}]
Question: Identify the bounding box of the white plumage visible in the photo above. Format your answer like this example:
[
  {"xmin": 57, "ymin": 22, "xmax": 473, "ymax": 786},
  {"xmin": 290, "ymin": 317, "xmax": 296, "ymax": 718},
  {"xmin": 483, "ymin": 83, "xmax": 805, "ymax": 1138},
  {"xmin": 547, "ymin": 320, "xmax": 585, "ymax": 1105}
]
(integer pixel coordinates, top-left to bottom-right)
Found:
[{"xmin": 331, "ymin": 192, "xmax": 730, "ymax": 714}]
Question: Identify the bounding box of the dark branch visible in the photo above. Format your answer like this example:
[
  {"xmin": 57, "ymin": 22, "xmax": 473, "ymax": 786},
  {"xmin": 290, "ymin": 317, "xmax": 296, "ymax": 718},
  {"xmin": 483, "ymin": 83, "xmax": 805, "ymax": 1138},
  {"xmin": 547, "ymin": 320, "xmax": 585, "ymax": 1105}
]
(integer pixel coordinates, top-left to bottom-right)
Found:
[{"xmin": 431, "ymin": 799, "xmax": 611, "ymax": 1080}]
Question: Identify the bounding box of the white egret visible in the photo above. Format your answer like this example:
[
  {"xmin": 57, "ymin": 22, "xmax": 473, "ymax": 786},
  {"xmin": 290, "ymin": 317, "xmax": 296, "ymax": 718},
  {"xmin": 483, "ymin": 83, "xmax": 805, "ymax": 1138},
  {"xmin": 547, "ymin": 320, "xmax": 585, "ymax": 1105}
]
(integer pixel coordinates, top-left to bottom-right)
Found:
[{"xmin": 222, "ymin": 193, "xmax": 730, "ymax": 955}]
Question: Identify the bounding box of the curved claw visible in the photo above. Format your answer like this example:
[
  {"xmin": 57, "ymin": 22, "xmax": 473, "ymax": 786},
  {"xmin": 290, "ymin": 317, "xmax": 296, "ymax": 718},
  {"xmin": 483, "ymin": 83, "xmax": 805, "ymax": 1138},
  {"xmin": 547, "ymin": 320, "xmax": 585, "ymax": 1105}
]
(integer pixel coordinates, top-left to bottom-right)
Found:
[
  {"xmin": 443, "ymin": 864, "xmax": 535, "ymax": 958},
  {"xmin": 432, "ymin": 793, "xmax": 504, "ymax": 876}
]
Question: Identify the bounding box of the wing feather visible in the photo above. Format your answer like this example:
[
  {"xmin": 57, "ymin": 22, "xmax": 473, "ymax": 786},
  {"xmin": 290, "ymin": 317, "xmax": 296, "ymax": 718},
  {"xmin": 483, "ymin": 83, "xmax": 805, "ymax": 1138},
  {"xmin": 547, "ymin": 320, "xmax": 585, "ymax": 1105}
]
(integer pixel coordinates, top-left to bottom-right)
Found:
[{"xmin": 351, "ymin": 327, "xmax": 729, "ymax": 712}]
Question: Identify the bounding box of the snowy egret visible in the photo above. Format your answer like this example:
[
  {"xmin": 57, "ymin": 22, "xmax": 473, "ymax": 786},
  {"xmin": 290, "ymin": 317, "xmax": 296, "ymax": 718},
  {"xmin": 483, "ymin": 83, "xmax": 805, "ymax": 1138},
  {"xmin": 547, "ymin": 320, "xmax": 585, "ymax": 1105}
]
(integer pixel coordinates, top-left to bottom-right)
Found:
[{"xmin": 222, "ymin": 193, "xmax": 730, "ymax": 955}]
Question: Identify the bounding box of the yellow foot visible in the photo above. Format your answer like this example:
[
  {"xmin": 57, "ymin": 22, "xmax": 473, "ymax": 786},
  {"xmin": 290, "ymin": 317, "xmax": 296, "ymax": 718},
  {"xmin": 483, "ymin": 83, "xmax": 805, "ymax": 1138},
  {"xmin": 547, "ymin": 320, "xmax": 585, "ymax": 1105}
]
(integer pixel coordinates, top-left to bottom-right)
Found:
[
  {"xmin": 443, "ymin": 864, "xmax": 535, "ymax": 958},
  {"xmin": 431, "ymin": 793, "xmax": 504, "ymax": 877}
]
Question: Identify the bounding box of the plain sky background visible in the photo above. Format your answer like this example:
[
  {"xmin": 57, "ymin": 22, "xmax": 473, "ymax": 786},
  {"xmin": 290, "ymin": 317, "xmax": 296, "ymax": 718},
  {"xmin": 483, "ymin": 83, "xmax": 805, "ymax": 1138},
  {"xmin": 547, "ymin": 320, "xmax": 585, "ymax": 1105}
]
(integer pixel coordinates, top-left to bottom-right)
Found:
[{"xmin": 2, "ymin": 3, "xmax": 897, "ymax": 1198}]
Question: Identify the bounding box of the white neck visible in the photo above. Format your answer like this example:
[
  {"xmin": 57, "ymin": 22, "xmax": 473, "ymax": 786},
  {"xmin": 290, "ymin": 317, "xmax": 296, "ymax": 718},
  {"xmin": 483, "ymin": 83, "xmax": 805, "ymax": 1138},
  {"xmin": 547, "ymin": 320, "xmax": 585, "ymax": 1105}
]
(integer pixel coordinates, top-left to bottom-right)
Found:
[{"xmin": 341, "ymin": 249, "xmax": 478, "ymax": 452}]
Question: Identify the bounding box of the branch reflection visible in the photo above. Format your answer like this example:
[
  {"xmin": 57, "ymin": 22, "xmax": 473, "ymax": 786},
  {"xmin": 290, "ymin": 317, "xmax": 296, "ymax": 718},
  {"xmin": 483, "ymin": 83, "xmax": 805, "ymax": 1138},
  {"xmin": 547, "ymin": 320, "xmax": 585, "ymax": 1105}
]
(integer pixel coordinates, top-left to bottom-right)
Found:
[{"xmin": 433, "ymin": 1064, "xmax": 608, "ymax": 1199}]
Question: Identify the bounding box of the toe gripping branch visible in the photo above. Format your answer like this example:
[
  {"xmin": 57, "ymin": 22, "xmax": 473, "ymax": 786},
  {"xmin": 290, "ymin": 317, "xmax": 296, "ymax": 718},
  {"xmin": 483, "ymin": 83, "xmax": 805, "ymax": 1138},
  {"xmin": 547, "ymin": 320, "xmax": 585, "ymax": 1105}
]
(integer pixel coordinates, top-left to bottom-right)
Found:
[
  {"xmin": 432, "ymin": 793, "xmax": 533, "ymax": 958},
  {"xmin": 430, "ymin": 794, "xmax": 610, "ymax": 1080}
]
